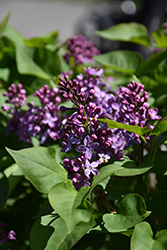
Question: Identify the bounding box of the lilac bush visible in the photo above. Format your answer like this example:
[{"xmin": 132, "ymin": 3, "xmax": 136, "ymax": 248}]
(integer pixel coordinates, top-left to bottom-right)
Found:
[{"xmin": 1, "ymin": 9, "xmax": 167, "ymax": 250}]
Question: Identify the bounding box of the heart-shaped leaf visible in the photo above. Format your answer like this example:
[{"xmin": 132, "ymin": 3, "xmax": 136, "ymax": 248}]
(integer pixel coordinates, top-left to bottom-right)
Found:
[
  {"xmin": 103, "ymin": 193, "xmax": 151, "ymax": 233},
  {"xmin": 131, "ymin": 222, "xmax": 167, "ymax": 250}
]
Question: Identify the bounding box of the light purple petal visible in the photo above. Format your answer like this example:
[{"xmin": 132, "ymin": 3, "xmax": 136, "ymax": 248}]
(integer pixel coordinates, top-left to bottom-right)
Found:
[
  {"xmin": 86, "ymin": 148, "xmax": 92, "ymax": 159},
  {"xmin": 84, "ymin": 135, "xmax": 90, "ymax": 146},
  {"xmin": 85, "ymin": 168, "xmax": 91, "ymax": 177},
  {"xmin": 91, "ymin": 161, "xmax": 99, "ymax": 168}
]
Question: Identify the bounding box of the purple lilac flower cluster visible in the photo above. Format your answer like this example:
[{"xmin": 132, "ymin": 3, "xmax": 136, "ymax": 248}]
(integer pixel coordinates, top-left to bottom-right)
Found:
[
  {"xmin": 2, "ymin": 84, "xmax": 26, "ymax": 134},
  {"xmin": 63, "ymin": 35, "xmax": 100, "ymax": 66},
  {"xmin": 0, "ymin": 222, "xmax": 16, "ymax": 248},
  {"xmin": 2, "ymin": 84, "xmax": 63, "ymax": 144},
  {"xmin": 59, "ymin": 67, "xmax": 161, "ymax": 190}
]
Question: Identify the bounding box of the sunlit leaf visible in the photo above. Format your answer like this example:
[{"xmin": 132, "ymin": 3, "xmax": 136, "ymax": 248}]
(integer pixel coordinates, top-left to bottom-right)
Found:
[
  {"xmin": 152, "ymin": 30, "xmax": 167, "ymax": 48},
  {"xmin": 0, "ymin": 11, "xmax": 11, "ymax": 37},
  {"xmin": 96, "ymin": 22, "xmax": 150, "ymax": 46},
  {"xmin": 92, "ymin": 156, "xmax": 152, "ymax": 189},
  {"xmin": 94, "ymin": 51, "xmax": 142, "ymax": 74},
  {"xmin": 150, "ymin": 120, "xmax": 167, "ymax": 136},
  {"xmin": 6, "ymin": 147, "xmax": 68, "ymax": 193},
  {"xmin": 48, "ymin": 181, "xmax": 92, "ymax": 231},
  {"xmin": 98, "ymin": 118, "xmax": 151, "ymax": 136}
]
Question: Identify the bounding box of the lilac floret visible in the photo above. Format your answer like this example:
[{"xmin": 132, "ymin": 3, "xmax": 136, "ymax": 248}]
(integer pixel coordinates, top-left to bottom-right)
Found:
[
  {"xmin": 64, "ymin": 134, "xmax": 80, "ymax": 152},
  {"xmin": 84, "ymin": 159, "xmax": 99, "ymax": 177},
  {"xmin": 76, "ymin": 135, "xmax": 99, "ymax": 159},
  {"xmin": 0, "ymin": 222, "xmax": 16, "ymax": 245}
]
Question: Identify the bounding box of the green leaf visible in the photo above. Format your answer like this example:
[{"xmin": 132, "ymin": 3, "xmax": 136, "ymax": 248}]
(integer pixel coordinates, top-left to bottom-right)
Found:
[
  {"xmin": 149, "ymin": 191, "xmax": 167, "ymax": 212},
  {"xmin": 6, "ymin": 147, "xmax": 68, "ymax": 193},
  {"xmin": 94, "ymin": 51, "xmax": 142, "ymax": 74},
  {"xmin": 137, "ymin": 49, "xmax": 167, "ymax": 77},
  {"xmin": 131, "ymin": 222, "xmax": 167, "ymax": 250},
  {"xmin": 152, "ymin": 151, "xmax": 167, "ymax": 175},
  {"xmin": 48, "ymin": 181, "xmax": 92, "ymax": 231},
  {"xmin": 150, "ymin": 120, "xmax": 167, "ymax": 136},
  {"xmin": 96, "ymin": 22, "xmax": 150, "ymax": 46},
  {"xmin": 4, "ymin": 24, "xmax": 25, "ymax": 45},
  {"xmin": 0, "ymin": 173, "xmax": 8, "ymax": 207},
  {"xmin": 24, "ymin": 30, "xmax": 59, "ymax": 51},
  {"xmin": 92, "ymin": 156, "xmax": 152, "ymax": 189},
  {"xmin": 15, "ymin": 44, "xmax": 61, "ymax": 79},
  {"xmin": 152, "ymin": 31, "xmax": 167, "ymax": 48},
  {"xmin": 103, "ymin": 193, "xmax": 151, "ymax": 233},
  {"xmin": 0, "ymin": 12, "xmax": 11, "ymax": 37},
  {"xmin": 15, "ymin": 44, "xmax": 50, "ymax": 79},
  {"xmin": 98, "ymin": 118, "xmax": 151, "ymax": 136},
  {"xmin": 30, "ymin": 214, "xmax": 95, "ymax": 250}
]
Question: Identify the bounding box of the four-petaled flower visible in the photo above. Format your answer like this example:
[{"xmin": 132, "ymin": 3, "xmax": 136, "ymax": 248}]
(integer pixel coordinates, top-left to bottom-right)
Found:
[
  {"xmin": 84, "ymin": 159, "xmax": 99, "ymax": 177},
  {"xmin": 98, "ymin": 153, "xmax": 111, "ymax": 164},
  {"xmin": 42, "ymin": 112, "xmax": 58, "ymax": 128},
  {"xmin": 148, "ymin": 108, "xmax": 162, "ymax": 120},
  {"xmin": 76, "ymin": 135, "xmax": 99, "ymax": 159},
  {"xmin": 65, "ymin": 133, "xmax": 80, "ymax": 152}
]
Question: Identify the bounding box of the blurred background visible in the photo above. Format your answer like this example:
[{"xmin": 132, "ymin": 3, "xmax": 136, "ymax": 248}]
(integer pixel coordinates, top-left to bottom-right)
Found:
[{"xmin": 0, "ymin": 0, "xmax": 167, "ymax": 54}]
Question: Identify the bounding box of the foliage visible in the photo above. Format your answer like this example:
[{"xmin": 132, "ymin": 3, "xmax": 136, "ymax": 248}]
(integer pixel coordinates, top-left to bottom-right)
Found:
[{"xmin": 1, "ymin": 9, "xmax": 167, "ymax": 250}]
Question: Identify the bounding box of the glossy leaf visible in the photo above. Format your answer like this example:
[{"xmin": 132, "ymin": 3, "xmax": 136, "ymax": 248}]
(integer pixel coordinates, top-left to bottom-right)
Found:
[
  {"xmin": 98, "ymin": 118, "xmax": 151, "ymax": 136},
  {"xmin": 131, "ymin": 222, "xmax": 167, "ymax": 250},
  {"xmin": 94, "ymin": 50, "xmax": 142, "ymax": 74},
  {"xmin": 0, "ymin": 11, "xmax": 11, "ymax": 37},
  {"xmin": 150, "ymin": 120, "xmax": 167, "ymax": 136},
  {"xmin": 96, "ymin": 22, "xmax": 150, "ymax": 46},
  {"xmin": 92, "ymin": 156, "xmax": 152, "ymax": 189},
  {"xmin": 6, "ymin": 147, "xmax": 67, "ymax": 193},
  {"xmin": 48, "ymin": 181, "xmax": 92, "ymax": 231},
  {"xmin": 30, "ymin": 214, "xmax": 95, "ymax": 250},
  {"xmin": 103, "ymin": 193, "xmax": 151, "ymax": 233}
]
